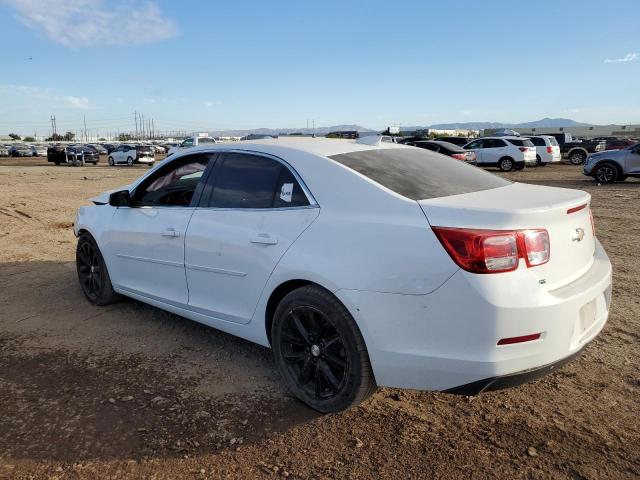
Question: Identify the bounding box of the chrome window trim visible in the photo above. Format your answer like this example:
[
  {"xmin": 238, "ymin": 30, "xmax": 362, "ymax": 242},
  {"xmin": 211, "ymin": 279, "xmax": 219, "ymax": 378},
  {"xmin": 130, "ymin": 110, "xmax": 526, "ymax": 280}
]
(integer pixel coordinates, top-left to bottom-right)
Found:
[{"xmin": 128, "ymin": 147, "xmax": 319, "ymax": 210}]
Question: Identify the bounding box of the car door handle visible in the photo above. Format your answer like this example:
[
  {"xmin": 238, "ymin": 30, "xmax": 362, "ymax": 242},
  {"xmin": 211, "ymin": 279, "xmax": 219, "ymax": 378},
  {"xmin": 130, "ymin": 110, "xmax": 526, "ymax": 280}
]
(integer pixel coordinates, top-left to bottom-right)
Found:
[
  {"xmin": 161, "ymin": 228, "xmax": 180, "ymax": 238},
  {"xmin": 250, "ymin": 233, "xmax": 278, "ymax": 245}
]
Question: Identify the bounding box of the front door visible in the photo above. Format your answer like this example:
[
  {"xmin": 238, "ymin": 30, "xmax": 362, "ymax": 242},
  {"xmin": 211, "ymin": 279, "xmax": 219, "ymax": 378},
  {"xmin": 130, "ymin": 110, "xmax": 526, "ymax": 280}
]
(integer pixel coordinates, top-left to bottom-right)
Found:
[
  {"xmin": 626, "ymin": 144, "xmax": 640, "ymax": 174},
  {"xmin": 185, "ymin": 152, "xmax": 319, "ymax": 324},
  {"xmin": 102, "ymin": 153, "xmax": 214, "ymax": 305}
]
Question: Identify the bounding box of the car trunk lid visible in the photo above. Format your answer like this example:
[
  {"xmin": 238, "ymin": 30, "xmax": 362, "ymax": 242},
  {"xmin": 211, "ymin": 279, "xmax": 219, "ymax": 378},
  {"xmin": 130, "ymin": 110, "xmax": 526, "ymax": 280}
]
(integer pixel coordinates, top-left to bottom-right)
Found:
[{"xmin": 419, "ymin": 183, "xmax": 595, "ymax": 289}]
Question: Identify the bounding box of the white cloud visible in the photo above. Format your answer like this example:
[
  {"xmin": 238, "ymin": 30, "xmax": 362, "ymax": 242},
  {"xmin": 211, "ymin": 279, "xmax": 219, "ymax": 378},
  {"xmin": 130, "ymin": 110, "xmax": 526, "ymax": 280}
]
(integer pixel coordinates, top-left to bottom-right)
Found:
[
  {"xmin": 202, "ymin": 100, "xmax": 222, "ymax": 108},
  {"xmin": 0, "ymin": 83, "xmax": 93, "ymax": 109},
  {"xmin": 3, "ymin": 0, "xmax": 177, "ymax": 48},
  {"xmin": 604, "ymin": 52, "xmax": 638, "ymax": 63}
]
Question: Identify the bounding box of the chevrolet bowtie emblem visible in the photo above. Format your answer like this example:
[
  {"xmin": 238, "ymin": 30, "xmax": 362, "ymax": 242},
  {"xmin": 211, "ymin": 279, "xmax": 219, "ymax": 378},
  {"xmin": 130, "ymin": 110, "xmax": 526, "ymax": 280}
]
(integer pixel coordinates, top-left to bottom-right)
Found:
[{"xmin": 572, "ymin": 227, "xmax": 585, "ymax": 242}]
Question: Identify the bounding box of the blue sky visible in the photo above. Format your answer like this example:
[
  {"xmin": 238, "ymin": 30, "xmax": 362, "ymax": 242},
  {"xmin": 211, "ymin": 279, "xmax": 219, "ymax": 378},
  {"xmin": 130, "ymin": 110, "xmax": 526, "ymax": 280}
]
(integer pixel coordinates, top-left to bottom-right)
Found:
[{"xmin": 1, "ymin": 0, "xmax": 639, "ymax": 135}]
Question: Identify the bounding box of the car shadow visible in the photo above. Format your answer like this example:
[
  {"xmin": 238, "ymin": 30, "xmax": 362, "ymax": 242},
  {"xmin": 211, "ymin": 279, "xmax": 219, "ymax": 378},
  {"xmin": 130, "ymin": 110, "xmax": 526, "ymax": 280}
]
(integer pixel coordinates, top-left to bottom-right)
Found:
[{"xmin": 0, "ymin": 261, "xmax": 321, "ymax": 463}]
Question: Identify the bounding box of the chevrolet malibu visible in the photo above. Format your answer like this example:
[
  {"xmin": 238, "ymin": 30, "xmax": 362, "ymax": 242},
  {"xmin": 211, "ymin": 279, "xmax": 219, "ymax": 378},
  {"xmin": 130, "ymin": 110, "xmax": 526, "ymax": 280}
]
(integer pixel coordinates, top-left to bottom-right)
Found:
[{"xmin": 74, "ymin": 137, "xmax": 612, "ymax": 412}]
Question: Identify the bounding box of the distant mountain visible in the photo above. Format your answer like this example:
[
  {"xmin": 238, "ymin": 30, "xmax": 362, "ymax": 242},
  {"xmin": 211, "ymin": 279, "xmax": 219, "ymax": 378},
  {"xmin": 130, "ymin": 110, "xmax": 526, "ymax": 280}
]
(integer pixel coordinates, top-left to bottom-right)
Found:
[
  {"xmin": 209, "ymin": 124, "xmax": 375, "ymax": 137},
  {"xmin": 205, "ymin": 119, "xmax": 591, "ymax": 138},
  {"xmin": 428, "ymin": 118, "xmax": 591, "ymax": 130}
]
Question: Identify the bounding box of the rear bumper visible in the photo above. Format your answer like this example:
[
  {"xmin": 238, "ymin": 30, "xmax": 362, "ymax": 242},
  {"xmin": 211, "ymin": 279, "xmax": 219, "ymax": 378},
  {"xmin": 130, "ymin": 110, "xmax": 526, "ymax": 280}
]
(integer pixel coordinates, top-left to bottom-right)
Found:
[
  {"xmin": 445, "ymin": 341, "xmax": 588, "ymax": 395},
  {"xmin": 336, "ymin": 240, "xmax": 612, "ymax": 392},
  {"xmin": 136, "ymin": 157, "xmax": 155, "ymax": 164}
]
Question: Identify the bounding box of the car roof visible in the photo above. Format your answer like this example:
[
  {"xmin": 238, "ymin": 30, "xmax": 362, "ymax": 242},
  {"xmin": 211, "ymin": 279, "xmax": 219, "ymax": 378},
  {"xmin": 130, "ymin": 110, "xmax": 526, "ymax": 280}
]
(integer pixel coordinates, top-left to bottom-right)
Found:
[
  {"xmin": 481, "ymin": 136, "xmax": 522, "ymax": 140},
  {"xmin": 413, "ymin": 140, "xmax": 463, "ymax": 149}
]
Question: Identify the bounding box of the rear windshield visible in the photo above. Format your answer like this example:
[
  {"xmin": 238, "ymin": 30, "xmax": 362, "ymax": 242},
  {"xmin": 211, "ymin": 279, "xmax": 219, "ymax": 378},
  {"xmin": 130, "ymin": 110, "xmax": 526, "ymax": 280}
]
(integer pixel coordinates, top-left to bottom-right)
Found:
[
  {"xmin": 198, "ymin": 138, "xmax": 216, "ymax": 144},
  {"xmin": 137, "ymin": 145, "xmax": 154, "ymax": 152},
  {"xmin": 329, "ymin": 148, "xmax": 510, "ymax": 200},
  {"xmin": 507, "ymin": 139, "xmax": 534, "ymax": 147}
]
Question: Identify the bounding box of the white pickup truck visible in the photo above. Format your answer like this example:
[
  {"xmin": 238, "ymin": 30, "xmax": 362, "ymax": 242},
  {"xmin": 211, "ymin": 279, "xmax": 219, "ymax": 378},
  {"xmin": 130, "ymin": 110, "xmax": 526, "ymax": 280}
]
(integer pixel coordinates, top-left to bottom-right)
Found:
[{"xmin": 167, "ymin": 136, "xmax": 217, "ymax": 156}]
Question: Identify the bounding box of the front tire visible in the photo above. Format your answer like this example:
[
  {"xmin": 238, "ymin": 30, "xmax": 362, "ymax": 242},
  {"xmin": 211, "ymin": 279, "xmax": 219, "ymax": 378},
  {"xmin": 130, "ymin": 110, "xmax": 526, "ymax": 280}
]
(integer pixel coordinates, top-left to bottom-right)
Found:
[
  {"xmin": 76, "ymin": 233, "xmax": 119, "ymax": 305},
  {"xmin": 272, "ymin": 285, "xmax": 376, "ymax": 413},
  {"xmin": 498, "ymin": 157, "xmax": 514, "ymax": 172},
  {"xmin": 593, "ymin": 162, "xmax": 618, "ymax": 184},
  {"xmin": 127, "ymin": 157, "xmax": 133, "ymax": 166},
  {"xmin": 108, "ymin": 156, "xmax": 114, "ymax": 166}
]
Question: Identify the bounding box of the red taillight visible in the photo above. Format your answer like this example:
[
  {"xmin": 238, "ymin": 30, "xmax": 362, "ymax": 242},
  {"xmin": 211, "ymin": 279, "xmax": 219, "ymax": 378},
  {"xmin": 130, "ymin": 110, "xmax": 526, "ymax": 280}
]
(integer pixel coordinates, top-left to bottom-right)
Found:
[
  {"xmin": 567, "ymin": 203, "xmax": 587, "ymax": 214},
  {"xmin": 497, "ymin": 333, "xmax": 541, "ymax": 345},
  {"xmin": 546, "ymin": 146, "xmax": 553, "ymax": 154},
  {"xmin": 451, "ymin": 153, "xmax": 466, "ymax": 160},
  {"xmin": 518, "ymin": 147, "xmax": 527, "ymax": 152},
  {"xmin": 432, "ymin": 227, "xmax": 550, "ymax": 274},
  {"xmin": 520, "ymin": 229, "xmax": 550, "ymax": 267}
]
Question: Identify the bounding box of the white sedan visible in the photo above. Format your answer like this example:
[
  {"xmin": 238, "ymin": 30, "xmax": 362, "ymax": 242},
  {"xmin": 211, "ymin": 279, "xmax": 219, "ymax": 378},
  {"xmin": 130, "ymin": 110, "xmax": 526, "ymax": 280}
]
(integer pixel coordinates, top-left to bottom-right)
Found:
[{"xmin": 74, "ymin": 137, "xmax": 612, "ymax": 412}]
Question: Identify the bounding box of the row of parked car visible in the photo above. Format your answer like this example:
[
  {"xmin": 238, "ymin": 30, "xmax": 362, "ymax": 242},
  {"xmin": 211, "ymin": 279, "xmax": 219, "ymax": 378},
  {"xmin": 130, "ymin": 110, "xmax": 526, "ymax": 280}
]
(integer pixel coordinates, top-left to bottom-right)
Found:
[
  {"xmin": 45, "ymin": 143, "xmax": 162, "ymax": 167},
  {"xmin": 400, "ymin": 135, "xmax": 560, "ymax": 171},
  {"xmin": 0, "ymin": 143, "xmax": 48, "ymax": 157},
  {"xmin": 398, "ymin": 133, "xmax": 636, "ymax": 172}
]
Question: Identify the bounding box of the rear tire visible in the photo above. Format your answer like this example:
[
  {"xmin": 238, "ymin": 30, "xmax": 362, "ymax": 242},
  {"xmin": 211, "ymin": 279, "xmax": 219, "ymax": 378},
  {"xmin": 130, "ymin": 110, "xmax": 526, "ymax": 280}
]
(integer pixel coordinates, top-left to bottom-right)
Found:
[
  {"xmin": 76, "ymin": 233, "xmax": 119, "ymax": 306},
  {"xmin": 569, "ymin": 150, "xmax": 586, "ymax": 165},
  {"xmin": 108, "ymin": 156, "xmax": 114, "ymax": 166},
  {"xmin": 498, "ymin": 157, "xmax": 514, "ymax": 172},
  {"xmin": 127, "ymin": 157, "xmax": 133, "ymax": 166},
  {"xmin": 272, "ymin": 285, "xmax": 376, "ymax": 413},
  {"xmin": 593, "ymin": 162, "xmax": 618, "ymax": 184},
  {"xmin": 536, "ymin": 155, "xmax": 542, "ymax": 166}
]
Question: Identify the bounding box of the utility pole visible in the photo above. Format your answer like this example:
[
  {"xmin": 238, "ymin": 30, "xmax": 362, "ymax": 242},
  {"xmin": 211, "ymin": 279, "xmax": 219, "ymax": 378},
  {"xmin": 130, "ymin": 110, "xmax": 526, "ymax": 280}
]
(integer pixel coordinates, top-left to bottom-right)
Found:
[
  {"xmin": 134, "ymin": 111, "xmax": 138, "ymax": 139},
  {"xmin": 50, "ymin": 115, "xmax": 57, "ymax": 137},
  {"xmin": 152, "ymin": 119, "xmax": 155, "ymax": 140},
  {"xmin": 83, "ymin": 114, "xmax": 87, "ymax": 143}
]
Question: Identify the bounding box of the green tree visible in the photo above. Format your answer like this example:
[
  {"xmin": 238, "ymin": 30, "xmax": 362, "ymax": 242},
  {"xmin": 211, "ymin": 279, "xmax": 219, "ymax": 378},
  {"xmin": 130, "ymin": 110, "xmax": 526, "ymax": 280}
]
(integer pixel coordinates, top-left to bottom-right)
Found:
[
  {"xmin": 118, "ymin": 133, "xmax": 132, "ymax": 142},
  {"xmin": 23, "ymin": 136, "xmax": 35, "ymax": 142},
  {"xmin": 46, "ymin": 133, "xmax": 64, "ymax": 141},
  {"xmin": 63, "ymin": 131, "xmax": 76, "ymax": 141},
  {"xmin": 98, "ymin": 137, "xmax": 106, "ymax": 141},
  {"xmin": 8, "ymin": 133, "xmax": 21, "ymax": 140}
]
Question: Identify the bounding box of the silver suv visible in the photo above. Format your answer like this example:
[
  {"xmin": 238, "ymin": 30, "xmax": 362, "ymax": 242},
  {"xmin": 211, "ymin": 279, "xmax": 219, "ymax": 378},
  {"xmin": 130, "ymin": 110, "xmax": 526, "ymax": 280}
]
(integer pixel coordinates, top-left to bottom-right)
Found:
[{"xmin": 583, "ymin": 142, "xmax": 640, "ymax": 183}]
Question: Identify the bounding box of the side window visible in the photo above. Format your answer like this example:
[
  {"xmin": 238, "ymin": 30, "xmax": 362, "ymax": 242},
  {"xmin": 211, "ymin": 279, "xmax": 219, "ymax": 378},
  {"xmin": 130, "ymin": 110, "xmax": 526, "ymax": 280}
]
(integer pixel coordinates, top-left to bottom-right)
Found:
[
  {"xmin": 273, "ymin": 166, "xmax": 310, "ymax": 208},
  {"xmin": 134, "ymin": 154, "xmax": 211, "ymax": 207},
  {"xmin": 422, "ymin": 143, "xmax": 440, "ymax": 152},
  {"xmin": 487, "ymin": 139, "xmax": 506, "ymax": 148},
  {"xmin": 181, "ymin": 138, "xmax": 194, "ymax": 147},
  {"xmin": 208, "ymin": 153, "xmax": 309, "ymax": 209},
  {"xmin": 466, "ymin": 140, "xmax": 483, "ymax": 149}
]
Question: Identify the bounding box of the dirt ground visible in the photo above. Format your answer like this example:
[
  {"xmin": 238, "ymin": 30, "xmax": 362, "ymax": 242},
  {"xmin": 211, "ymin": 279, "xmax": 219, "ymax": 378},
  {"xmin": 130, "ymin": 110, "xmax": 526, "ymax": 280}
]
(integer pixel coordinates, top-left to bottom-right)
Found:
[{"xmin": 0, "ymin": 156, "xmax": 638, "ymax": 479}]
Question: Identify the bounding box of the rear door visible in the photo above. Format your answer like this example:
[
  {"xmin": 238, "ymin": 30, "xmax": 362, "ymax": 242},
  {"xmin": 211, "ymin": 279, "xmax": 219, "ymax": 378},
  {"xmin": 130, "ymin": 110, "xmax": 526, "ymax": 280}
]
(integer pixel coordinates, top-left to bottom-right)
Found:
[
  {"xmin": 483, "ymin": 139, "xmax": 508, "ymax": 164},
  {"xmin": 464, "ymin": 139, "xmax": 485, "ymax": 163},
  {"xmin": 184, "ymin": 152, "xmax": 319, "ymax": 324},
  {"xmin": 103, "ymin": 153, "xmax": 214, "ymax": 305}
]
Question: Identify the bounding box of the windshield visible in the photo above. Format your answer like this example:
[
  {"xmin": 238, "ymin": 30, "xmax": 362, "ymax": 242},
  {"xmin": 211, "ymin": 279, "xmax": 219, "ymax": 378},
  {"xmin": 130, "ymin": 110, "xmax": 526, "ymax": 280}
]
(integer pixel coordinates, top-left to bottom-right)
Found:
[{"xmin": 329, "ymin": 148, "xmax": 510, "ymax": 200}]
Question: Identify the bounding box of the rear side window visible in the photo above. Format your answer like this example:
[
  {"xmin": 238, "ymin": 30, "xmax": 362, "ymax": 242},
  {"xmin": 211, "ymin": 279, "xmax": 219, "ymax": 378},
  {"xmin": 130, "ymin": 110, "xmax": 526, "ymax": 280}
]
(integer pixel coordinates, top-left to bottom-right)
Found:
[
  {"xmin": 507, "ymin": 139, "xmax": 534, "ymax": 147},
  {"xmin": 330, "ymin": 148, "xmax": 510, "ymax": 201},
  {"xmin": 548, "ymin": 137, "xmax": 559, "ymax": 146},
  {"xmin": 208, "ymin": 153, "xmax": 309, "ymax": 208},
  {"xmin": 485, "ymin": 139, "xmax": 506, "ymax": 148},
  {"xmin": 529, "ymin": 137, "xmax": 545, "ymax": 146}
]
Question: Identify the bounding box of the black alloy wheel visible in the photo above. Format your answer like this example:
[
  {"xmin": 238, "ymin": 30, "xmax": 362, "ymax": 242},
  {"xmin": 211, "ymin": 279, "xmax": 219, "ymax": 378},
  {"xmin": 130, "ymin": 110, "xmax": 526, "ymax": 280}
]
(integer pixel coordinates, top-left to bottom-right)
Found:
[
  {"xmin": 77, "ymin": 239, "xmax": 103, "ymax": 302},
  {"xmin": 594, "ymin": 163, "xmax": 617, "ymax": 184},
  {"xmin": 76, "ymin": 234, "xmax": 119, "ymax": 305},
  {"xmin": 280, "ymin": 306, "xmax": 348, "ymax": 400},
  {"xmin": 272, "ymin": 286, "xmax": 376, "ymax": 413}
]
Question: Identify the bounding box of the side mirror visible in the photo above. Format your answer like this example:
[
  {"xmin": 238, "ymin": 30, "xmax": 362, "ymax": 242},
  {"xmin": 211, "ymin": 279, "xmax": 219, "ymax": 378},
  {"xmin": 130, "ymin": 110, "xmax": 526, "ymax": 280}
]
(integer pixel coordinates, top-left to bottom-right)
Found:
[{"xmin": 109, "ymin": 190, "xmax": 131, "ymax": 207}]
